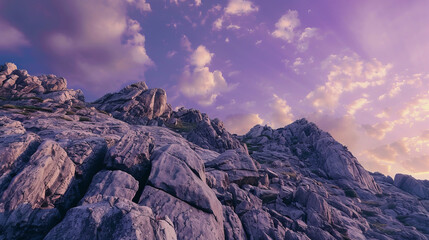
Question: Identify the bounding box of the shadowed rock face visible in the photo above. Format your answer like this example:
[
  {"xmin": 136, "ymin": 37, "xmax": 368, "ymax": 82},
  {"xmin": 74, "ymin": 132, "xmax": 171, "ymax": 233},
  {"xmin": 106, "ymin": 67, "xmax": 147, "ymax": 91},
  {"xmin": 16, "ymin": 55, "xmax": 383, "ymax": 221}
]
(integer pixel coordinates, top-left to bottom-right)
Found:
[{"xmin": 1, "ymin": 62, "xmax": 429, "ymax": 240}]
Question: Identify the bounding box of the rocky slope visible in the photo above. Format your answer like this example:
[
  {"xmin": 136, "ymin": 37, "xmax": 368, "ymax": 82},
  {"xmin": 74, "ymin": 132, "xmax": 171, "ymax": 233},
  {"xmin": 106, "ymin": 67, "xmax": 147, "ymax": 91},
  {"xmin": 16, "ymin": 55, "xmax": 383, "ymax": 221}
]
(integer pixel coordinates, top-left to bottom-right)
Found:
[{"xmin": 0, "ymin": 63, "xmax": 428, "ymax": 240}]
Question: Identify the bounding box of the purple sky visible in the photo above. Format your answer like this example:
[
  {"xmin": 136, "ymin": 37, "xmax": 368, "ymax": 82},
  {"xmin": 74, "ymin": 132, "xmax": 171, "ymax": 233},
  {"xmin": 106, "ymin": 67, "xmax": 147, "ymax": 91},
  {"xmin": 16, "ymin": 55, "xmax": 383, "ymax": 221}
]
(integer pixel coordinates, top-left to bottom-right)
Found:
[{"xmin": 1, "ymin": 0, "xmax": 429, "ymax": 180}]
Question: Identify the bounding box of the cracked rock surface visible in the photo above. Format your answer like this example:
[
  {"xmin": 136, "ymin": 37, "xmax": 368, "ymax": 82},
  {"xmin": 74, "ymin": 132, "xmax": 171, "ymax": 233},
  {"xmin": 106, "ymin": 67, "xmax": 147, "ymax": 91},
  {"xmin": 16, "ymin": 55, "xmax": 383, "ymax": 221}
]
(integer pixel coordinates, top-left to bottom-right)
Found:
[{"xmin": 1, "ymin": 63, "xmax": 428, "ymax": 240}]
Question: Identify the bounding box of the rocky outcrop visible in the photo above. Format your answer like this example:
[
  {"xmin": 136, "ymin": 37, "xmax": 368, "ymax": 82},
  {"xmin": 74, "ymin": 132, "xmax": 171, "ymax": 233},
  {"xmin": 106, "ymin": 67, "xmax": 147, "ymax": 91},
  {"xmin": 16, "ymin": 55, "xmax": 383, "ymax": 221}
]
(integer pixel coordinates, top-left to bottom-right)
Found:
[
  {"xmin": 168, "ymin": 107, "xmax": 244, "ymax": 153},
  {"xmin": 243, "ymin": 119, "xmax": 381, "ymax": 193},
  {"xmin": 140, "ymin": 186, "xmax": 223, "ymax": 240},
  {"xmin": 394, "ymin": 174, "xmax": 429, "ymax": 199},
  {"xmin": 0, "ymin": 63, "xmax": 84, "ymax": 103},
  {"xmin": 1, "ymin": 63, "xmax": 429, "ymax": 240},
  {"xmin": 93, "ymin": 81, "xmax": 172, "ymax": 125},
  {"xmin": 93, "ymin": 84, "xmax": 244, "ymax": 153}
]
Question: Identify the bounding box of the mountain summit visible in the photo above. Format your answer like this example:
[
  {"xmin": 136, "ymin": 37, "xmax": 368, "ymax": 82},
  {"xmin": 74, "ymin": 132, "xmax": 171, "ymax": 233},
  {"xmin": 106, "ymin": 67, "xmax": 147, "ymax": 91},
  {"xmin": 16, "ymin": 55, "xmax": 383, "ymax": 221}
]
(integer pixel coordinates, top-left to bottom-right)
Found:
[{"xmin": 1, "ymin": 63, "xmax": 428, "ymax": 239}]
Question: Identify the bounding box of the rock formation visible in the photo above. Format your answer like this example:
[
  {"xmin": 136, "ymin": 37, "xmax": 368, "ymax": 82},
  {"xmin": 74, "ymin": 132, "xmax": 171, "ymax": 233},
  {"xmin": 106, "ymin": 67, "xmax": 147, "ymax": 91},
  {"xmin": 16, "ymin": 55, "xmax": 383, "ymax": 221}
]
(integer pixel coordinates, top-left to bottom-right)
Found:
[{"xmin": 0, "ymin": 63, "xmax": 428, "ymax": 240}]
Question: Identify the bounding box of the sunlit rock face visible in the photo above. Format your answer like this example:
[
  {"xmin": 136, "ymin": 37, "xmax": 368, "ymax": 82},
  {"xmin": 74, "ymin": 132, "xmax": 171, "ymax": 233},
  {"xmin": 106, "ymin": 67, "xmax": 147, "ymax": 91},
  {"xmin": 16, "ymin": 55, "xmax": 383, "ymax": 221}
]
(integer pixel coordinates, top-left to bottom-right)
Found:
[
  {"xmin": 0, "ymin": 63, "xmax": 428, "ymax": 240},
  {"xmin": 93, "ymin": 81, "xmax": 172, "ymax": 125}
]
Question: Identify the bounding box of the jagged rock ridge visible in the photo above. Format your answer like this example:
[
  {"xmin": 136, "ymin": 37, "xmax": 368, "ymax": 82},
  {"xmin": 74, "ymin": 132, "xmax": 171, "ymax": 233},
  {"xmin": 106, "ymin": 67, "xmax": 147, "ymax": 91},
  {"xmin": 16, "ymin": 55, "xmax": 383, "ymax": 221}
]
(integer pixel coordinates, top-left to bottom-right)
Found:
[{"xmin": 1, "ymin": 63, "xmax": 429, "ymax": 240}]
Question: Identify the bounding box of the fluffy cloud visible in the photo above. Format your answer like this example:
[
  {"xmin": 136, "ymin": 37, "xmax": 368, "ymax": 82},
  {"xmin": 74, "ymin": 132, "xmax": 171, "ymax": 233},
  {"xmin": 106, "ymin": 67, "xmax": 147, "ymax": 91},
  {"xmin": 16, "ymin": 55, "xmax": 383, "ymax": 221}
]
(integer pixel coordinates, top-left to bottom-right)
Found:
[
  {"xmin": 272, "ymin": 10, "xmax": 318, "ymax": 51},
  {"xmin": 190, "ymin": 45, "xmax": 213, "ymax": 67},
  {"xmin": 224, "ymin": 113, "xmax": 264, "ymax": 135},
  {"xmin": 272, "ymin": 10, "xmax": 300, "ymax": 43},
  {"xmin": 225, "ymin": 0, "xmax": 258, "ymax": 16},
  {"xmin": 213, "ymin": 0, "xmax": 256, "ymax": 31},
  {"xmin": 213, "ymin": 17, "xmax": 224, "ymax": 30},
  {"xmin": 126, "ymin": 0, "xmax": 151, "ymax": 12},
  {"xmin": 297, "ymin": 27, "xmax": 318, "ymax": 51},
  {"xmin": 180, "ymin": 45, "xmax": 231, "ymax": 106},
  {"xmin": 268, "ymin": 94, "xmax": 294, "ymax": 128},
  {"xmin": 0, "ymin": 0, "xmax": 153, "ymax": 96},
  {"xmin": 306, "ymin": 54, "xmax": 391, "ymax": 112},
  {"xmin": 0, "ymin": 20, "xmax": 29, "ymax": 50}
]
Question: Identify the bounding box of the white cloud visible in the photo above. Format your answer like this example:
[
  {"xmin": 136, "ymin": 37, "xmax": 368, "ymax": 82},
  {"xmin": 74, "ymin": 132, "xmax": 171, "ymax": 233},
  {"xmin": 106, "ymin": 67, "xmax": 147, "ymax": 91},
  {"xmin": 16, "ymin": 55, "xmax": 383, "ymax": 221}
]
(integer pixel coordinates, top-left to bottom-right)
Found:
[
  {"xmin": 190, "ymin": 45, "xmax": 213, "ymax": 67},
  {"xmin": 227, "ymin": 24, "xmax": 241, "ymax": 30},
  {"xmin": 272, "ymin": 10, "xmax": 300, "ymax": 43},
  {"xmin": 269, "ymin": 94, "xmax": 294, "ymax": 128},
  {"xmin": 297, "ymin": 27, "xmax": 318, "ymax": 51},
  {"xmin": 378, "ymin": 73, "xmax": 422, "ymax": 100},
  {"xmin": 347, "ymin": 98, "xmax": 370, "ymax": 115},
  {"xmin": 292, "ymin": 57, "xmax": 304, "ymax": 73},
  {"xmin": 306, "ymin": 54, "xmax": 391, "ymax": 112},
  {"xmin": 195, "ymin": 0, "xmax": 202, "ymax": 6},
  {"xmin": 225, "ymin": 0, "xmax": 258, "ymax": 16},
  {"xmin": 399, "ymin": 93, "xmax": 429, "ymax": 123},
  {"xmin": 272, "ymin": 10, "xmax": 318, "ymax": 51},
  {"xmin": 213, "ymin": 17, "xmax": 223, "ymax": 31},
  {"xmin": 255, "ymin": 40, "xmax": 262, "ymax": 45},
  {"xmin": 126, "ymin": 0, "xmax": 151, "ymax": 12},
  {"xmin": 224, "ymin": 113, "xmax": 264, "ymax": 135},
  {"xmin": 0, "ymin": 21, "xmax": 30, "ymax": 50},
  {"xmin": 180, "ymin": 45, "xmax": 231, "ymax": 106}
]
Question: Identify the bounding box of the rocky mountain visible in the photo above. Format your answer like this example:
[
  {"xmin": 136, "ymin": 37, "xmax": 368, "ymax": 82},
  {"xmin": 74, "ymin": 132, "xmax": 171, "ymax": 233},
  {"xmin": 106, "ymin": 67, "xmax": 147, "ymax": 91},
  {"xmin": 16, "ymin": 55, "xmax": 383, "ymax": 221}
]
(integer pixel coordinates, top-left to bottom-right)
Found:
[{"xmin": 0, "ymin": 62, "xmax": 428, "ymax": 240}]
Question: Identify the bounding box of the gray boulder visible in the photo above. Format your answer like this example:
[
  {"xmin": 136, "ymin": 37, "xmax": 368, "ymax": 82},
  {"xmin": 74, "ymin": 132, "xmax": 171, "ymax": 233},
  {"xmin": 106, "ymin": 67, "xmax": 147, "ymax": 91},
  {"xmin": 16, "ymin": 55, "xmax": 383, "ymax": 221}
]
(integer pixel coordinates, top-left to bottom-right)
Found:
[
  {"xmin": 147, "ymin": 144, "xmax": 222, "ymax": 219},
  {"xmin": 0, "ymin": 140, "xmax": 75, "ymax": 211},
  {"xmin": 394, "ymin": 174, "xmax": 429, "ymax": 199},
  {"xmin": 104, "ymin": 130, "xmax": 154, "ymax": 180},
  {"xmin": 45, "ymin": 196, "xmax": 176, "ymax": 240},
  {"xmin": 80, "ymin": 170, "xmax": 139, "ymax": 204},
  {"xmin": 139, "ymin": 186, "xmax": 223, "ymax": 240}
]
